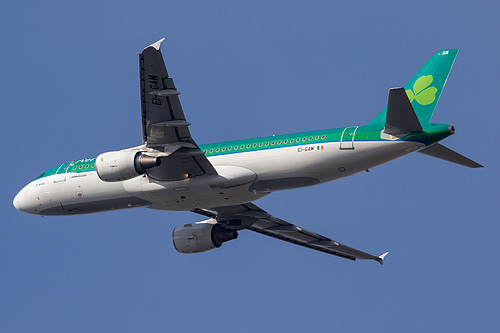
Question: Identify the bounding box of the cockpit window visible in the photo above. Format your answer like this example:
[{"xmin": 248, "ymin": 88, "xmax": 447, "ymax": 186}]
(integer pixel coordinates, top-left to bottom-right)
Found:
[{"xmin": 33, "ymin": 172, "xmax": 45, "ymax": 180}]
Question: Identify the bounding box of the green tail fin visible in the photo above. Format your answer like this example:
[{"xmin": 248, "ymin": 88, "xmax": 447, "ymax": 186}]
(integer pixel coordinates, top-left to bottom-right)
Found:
[{"xmin": 367, "ymin": 49, "xmax": 458, "ymax": 127}]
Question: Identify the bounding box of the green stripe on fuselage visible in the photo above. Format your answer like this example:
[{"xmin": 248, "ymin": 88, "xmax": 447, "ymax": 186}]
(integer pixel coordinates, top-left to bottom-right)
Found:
[
  {"xmin": 34, "ymin": 123, "xmax": 452, "ymax": 180},
  {"xmin": 34, "ymin": 158, "xmax": 96, "ymax": 181},
  {"xmin": 200, "ymin": 123, "xmax": 451, "ymax": 157}
]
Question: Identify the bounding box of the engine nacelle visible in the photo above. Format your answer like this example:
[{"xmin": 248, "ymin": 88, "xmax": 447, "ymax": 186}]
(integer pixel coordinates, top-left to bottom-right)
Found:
[
  {"xmin": 172, "ymin": 219, "xmax": 238, "ymax": 254},
  {"xmin": 96, "ymin": 150, "xmax": 161, "ymax": 182}
]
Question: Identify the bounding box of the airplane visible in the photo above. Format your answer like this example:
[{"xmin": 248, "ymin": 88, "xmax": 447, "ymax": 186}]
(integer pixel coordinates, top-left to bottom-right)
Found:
[{"xmin": 13, "ymin": 39, "xmax": 483, "ymax": 265}]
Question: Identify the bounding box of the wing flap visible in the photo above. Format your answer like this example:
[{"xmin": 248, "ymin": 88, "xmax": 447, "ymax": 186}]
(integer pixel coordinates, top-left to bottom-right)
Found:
[
  {"xmin": 140, "ymin": 38, "xmax": 217, "ymax": 180},
  {"xmin": 139, "ymin": 48, "xmax": 190, "ymax": 144}
]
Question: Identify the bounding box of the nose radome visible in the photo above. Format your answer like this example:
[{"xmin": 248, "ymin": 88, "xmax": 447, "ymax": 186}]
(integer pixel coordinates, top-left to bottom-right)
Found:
[
  {"xmin": 13, "ymin": 190, "xmax": 26, "ymax": 212},
  {"xmin": 13, "ymin": 187, "xmax": 38, "ymax": 215},
  {"xmin": 13, "ymin": 191, "xmax": 23, "ymax": 211}
]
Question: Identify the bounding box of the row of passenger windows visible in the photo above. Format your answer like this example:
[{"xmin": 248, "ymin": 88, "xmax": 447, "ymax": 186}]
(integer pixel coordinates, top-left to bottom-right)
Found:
[
  {"xmin": 204, "ymin": 135, "xmax": 326, "ymax": 154},
  {"xmin": 71, "ymin": 163, "xmax": 95, "ymax": 171}
]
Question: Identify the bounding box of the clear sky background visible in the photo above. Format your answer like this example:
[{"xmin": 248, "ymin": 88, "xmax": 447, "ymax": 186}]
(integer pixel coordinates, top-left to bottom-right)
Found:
[{"xmin": 1, "ymin": 1, "xmax": 498, "ymax": 332}]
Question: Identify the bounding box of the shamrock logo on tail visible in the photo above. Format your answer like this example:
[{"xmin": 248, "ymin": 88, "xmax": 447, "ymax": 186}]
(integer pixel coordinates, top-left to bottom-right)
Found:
[{"xmin": 406, "ymin": 75, "xmax": 437, "ymax": 105}]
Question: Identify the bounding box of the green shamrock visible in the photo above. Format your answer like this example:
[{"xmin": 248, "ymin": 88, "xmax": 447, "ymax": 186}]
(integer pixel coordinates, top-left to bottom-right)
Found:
[{"xmin": 405, "ymin": 75, "xmax": 437, "ymax": 105}]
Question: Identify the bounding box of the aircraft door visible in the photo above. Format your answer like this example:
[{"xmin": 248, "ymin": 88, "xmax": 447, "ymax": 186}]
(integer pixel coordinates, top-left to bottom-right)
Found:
[
  {"xmin": 53, "ymin": 162, "xmax": 71, "ymax": 183},
  {"xmin": 340, "ymin": 126, "xmax": 358, "ymax": 149}
]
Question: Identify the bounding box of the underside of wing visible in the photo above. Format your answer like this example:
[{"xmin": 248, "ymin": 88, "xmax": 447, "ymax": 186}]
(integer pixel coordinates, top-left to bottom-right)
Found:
[
  {"xmin": 139, "ymin": 39, "xmax": 217, "ymax": 180},
  {"xmin": 193, "ymin": 203, "xmax": 388, "ymax": 264}
]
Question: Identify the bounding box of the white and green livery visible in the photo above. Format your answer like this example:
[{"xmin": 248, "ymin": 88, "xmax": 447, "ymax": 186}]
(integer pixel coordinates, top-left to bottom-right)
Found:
[{"xmin": 13, "ymin": 39, "xmax": 482, "ymax": 264}]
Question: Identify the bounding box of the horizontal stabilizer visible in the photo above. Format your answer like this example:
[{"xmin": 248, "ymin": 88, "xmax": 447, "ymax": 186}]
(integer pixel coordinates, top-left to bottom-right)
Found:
[
  {"xmin": 384, "ymin": 87, "xmax": 423, "ymax": 136},
  {"xmin": 418, "ymin": 143, "xmax": 483, "ymax": 168}
]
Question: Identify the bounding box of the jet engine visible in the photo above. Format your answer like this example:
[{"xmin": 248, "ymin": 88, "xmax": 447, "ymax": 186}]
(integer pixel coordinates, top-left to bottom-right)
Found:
[
  {"xmin": 96, "ymin": 150, "xmax": 161, "ymax": 182},
  {"xmin": 172, "ymin": 219, "xmax": 238, "ymax": 254}
]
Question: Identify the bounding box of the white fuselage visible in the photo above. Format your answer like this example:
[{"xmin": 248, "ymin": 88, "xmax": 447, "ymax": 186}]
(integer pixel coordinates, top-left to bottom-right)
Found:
[{"xmin": 13, "ymin": 139, "xmax": 425, "ymax": 216}]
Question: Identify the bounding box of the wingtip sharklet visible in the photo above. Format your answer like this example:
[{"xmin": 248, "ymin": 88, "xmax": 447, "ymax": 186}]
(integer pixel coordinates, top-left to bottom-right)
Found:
[
  {"xmin": 376, "ymin": 252, "xmax": 389, "ymax": 265},
  {"xmin": 144, "ymin": 38, "xmax": 165, "ymax": 52}
]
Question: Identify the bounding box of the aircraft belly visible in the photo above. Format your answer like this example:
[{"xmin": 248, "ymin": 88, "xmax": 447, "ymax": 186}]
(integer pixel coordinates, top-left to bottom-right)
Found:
[{"xmin": 123, "ymin": 173, "xmax": 267, "ymax": 211}]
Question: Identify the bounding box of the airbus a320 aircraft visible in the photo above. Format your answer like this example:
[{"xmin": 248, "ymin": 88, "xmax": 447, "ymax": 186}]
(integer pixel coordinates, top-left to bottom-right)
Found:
[{"xmin": 13, "ymin": 39, "xmax": 482, "ymax": 264}]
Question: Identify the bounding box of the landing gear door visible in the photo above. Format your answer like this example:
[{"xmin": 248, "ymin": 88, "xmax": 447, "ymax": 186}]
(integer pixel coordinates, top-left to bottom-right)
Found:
[{"xmin": 340, "ymin": 126, "xmax": 358, "ymax": 150}]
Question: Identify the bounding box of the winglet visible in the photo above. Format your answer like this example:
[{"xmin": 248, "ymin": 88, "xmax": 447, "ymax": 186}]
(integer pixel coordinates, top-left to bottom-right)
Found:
[
  {"xmin": 144, "ymin": 38, "xmax": 165, "ymax": 52},
  {"xmin": 376, "ymin": 252, "xmax": 389, "ymax": 265}
]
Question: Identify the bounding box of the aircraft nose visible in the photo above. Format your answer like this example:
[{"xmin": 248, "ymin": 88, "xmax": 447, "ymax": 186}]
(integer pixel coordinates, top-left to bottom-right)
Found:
[{"xmin": 13, "ymin": 185, "xmax": 39, "ymax": 215}]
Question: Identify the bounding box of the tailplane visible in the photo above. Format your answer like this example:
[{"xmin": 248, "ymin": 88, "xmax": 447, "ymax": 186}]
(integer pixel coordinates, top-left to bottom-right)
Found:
[
  {"xmin": 418, "ymin": 143, "xmax": 483, "ymax": 168},
  {"xmin": 368, "ymin": 49, "xmax": 482, "ymax": 168}
]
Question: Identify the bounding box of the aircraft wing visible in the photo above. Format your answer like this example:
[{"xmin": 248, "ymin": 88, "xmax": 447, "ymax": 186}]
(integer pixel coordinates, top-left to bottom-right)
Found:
[
  {"xmin": 140, "ymin": 38, "xmax": 217, "ymax": 180},
  {"xmin": 193, "ymin": 203, "xmax": 388, "ymax": 264}
]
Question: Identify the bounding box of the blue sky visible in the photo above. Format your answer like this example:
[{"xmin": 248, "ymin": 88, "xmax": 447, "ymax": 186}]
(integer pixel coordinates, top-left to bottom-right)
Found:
[{"xmin": 1, "ymin": 1, "xmax": 499, "ymax": 332}]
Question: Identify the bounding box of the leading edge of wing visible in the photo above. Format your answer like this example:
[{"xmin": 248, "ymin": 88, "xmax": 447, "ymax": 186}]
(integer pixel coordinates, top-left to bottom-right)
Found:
[{"xmin": 193, "ymin": 203, "xmax": 388, "ymax": 265}]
